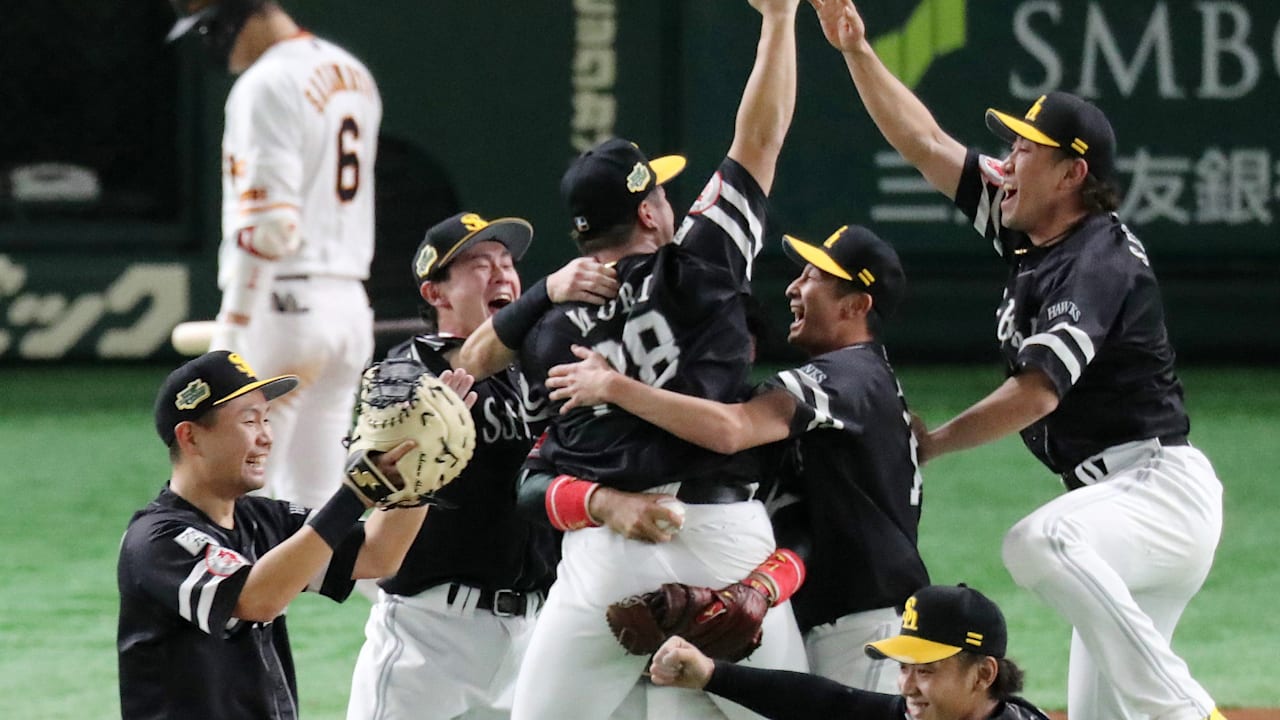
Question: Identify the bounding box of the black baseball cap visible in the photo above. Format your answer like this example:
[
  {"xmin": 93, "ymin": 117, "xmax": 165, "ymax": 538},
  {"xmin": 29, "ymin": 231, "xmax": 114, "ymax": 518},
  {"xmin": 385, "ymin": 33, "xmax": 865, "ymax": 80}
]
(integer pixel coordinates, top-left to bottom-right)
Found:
[
  {"xmin": 985, "ymin": 91, "xmax": 1116, "ymax": 181},
  {"xmin": 782, "ymin": 224, "xmax": 907, "ymax": 319},
  {"xmin": 865, "ymin": 584, "xmax": 1008, "ymax": 664},
  {"xmin": 154, "ymin": 350, "xmax": 298, "ymax": 446},
  {"xmin": 412, "ymin": 211, "xmax": 533, "ymax": 282},
  {"xmin": 560, "ymin": 138, "xmax": 687, "ymax": 240}
]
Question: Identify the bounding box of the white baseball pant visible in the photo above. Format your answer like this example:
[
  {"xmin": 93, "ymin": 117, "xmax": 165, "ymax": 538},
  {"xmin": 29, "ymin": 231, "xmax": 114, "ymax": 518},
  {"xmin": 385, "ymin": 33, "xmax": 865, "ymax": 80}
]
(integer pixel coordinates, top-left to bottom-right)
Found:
[
  {"xmin": 804, "ymin": 606, "xmax": 901, "ymax": 694},
  {"xmin": 1003, "ymin": 439, "xmax": 1223, "ymax": 720},
  {"xmin": 511, "ymin": 499, "xmax": 808, "ymax": 720}
]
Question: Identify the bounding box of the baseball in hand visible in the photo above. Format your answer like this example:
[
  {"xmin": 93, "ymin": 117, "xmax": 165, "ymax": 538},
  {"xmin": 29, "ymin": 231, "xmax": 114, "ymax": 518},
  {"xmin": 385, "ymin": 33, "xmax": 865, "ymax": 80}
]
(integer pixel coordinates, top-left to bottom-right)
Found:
[{"xmin": 654, "ymin": 497, "xmax": 687, "ymax": 533}]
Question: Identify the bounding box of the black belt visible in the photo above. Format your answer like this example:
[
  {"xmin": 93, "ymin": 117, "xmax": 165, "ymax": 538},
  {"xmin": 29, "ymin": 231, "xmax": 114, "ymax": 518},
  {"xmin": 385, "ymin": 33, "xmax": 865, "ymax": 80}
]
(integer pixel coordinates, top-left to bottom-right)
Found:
[
  {"xmin": 446, "ymin": 583, "xmax": 538, "ymax": 617},
  {"xmin": 675, "ymin": 481, "xmax": 754, "ymax": 504},
  {"xmin": 275, "ymin": 274, "xmax": 310, "ymax": 281}
]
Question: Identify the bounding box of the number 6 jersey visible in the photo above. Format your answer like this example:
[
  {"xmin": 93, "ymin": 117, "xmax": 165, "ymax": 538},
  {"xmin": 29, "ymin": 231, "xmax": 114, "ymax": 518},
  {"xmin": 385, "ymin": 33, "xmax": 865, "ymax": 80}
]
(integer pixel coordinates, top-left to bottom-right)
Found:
[{"xmin": 218, "ymin": 33, "xmax": 382, "ymax": 286}]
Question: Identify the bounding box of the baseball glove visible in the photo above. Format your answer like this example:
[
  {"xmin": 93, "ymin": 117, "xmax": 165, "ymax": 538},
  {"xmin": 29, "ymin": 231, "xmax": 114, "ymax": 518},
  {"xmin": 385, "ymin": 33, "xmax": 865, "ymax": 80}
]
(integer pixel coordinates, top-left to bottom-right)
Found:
[
  {"xmin": 344, "ymin": 358, "xmax": 476, "ymax": 508},
  {"xmin": 605, "ymin": 582, "xmax": 769, "ymax": 662}
]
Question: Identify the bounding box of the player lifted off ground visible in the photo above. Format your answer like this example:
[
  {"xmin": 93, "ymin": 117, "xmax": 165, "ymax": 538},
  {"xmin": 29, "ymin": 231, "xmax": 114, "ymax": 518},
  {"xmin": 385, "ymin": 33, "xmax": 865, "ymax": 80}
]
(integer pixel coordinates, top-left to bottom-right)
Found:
[
  {"xmin": 118, "ymin": 350, "xmax": 473, "ymax": 720},
  {"xmin": 546, "ymin": 225, "xmax": 929, "ymax": 693},
  {"xmin": 457, "ymin": 1, "xmax": 809, "ymax": 717},
  {"xmin": 810, "ymin": 2, "xmax": 1227, "ymax": 718},
  {"xmin": 168, "ymin": 0, "xmax": 382, "ymax": 507},
  {"xmin": 346, "ymin": 212, "xmax": 617, "ymax": 720},
  {"xmin": 649, "ymin": 584, "xmax": 1050, "ymax": 720}
]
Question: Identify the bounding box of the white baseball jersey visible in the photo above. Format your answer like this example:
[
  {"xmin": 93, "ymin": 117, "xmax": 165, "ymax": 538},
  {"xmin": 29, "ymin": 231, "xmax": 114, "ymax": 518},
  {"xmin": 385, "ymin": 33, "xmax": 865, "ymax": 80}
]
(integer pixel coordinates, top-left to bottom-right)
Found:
[
  {"xmin": 210, "ymin": 32, "xmax": 380, "ymax": 508},
  {"xmin": 219, "ymin": 33, "xmax": 381, "ymax": 285}
]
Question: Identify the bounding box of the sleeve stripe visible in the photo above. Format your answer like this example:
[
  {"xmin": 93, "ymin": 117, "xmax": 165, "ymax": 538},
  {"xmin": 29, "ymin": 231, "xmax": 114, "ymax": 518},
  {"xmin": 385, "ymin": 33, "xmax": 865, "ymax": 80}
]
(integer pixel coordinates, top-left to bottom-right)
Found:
[
  {"xmin": 1050, "ymin": 321, "xmax": 1096, "ymax": 364},
  {"xmin": 1022, "ymin": 332, "xmax": 1083, "ymax": 384},
  {"xmin": 718, "ymin": 179, "xmax": 764, "ymax": 253},
  {"xmin": 701, "ymin": 205, "xmax": 756, "ymax": 280},
  {"xmin": 177, "ymin": 562, "xmax": 204, "ymax": 625},
  {"xmin": 777, "ymin": 369, "xmax": 843, "ymax": 431},
  {"xmin": 195, "ymin": 574, "xmax": 231, "ymax": 634}
]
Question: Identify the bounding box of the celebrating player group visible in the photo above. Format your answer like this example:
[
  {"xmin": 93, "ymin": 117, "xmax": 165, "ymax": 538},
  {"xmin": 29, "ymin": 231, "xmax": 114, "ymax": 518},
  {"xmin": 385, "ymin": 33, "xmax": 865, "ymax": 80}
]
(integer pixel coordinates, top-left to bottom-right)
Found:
[{"xmin": 119, "ymin": 1, "xmax": 1229, "ymax": 719}]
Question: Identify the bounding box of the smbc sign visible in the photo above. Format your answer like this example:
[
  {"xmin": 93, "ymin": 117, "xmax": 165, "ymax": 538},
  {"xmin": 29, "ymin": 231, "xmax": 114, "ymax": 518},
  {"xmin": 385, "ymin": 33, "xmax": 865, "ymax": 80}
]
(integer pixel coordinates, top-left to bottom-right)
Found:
[
  {"xmin": 864, "ymin": 0, "xmax": 1280, "ymax": 246},
  {"xmin": 0, "ymin": 254, "xmax": 188, "ymax": 360}
]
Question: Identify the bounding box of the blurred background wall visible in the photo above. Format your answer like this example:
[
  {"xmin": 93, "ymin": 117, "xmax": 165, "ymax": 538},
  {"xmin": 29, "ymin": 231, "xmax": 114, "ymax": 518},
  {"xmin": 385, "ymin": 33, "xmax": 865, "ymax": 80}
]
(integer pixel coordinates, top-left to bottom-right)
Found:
[{"xmin": 1, "ymin": 0, "xmax": 1276, "ymax": 364}]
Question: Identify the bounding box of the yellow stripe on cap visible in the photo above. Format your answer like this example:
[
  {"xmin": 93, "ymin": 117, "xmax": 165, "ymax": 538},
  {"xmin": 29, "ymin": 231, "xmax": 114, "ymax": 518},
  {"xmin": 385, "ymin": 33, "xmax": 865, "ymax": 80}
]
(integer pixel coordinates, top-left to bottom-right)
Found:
[
  {"xmin": 1071, "ymin": 138, "xmax": 1089, "ymax": 154},
  {"xmin": 783, "ymin": 234, "xmax": 853, "ymax": 281},
  {"xmin": 857, "ymin": 268, "xmax": 876, "ymax": 287},
  {"xmin": 986, "ymin": 108, "xmax": 1061, "ymax": 148},
  {"xmin": 650, "ymin": 155, "xmax": 687, "ymax": 185},
  {"xmin": 965, "ymin": 631, "xmax": 985, "ymax": 647}
]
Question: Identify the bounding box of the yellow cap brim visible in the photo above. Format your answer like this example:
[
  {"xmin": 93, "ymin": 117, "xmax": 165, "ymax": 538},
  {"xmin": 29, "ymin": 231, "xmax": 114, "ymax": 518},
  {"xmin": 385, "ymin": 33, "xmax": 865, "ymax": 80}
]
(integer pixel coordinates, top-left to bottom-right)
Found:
[
  {"xmin": 214, "ymin": 375, "xmax": 299, "ymax": 406},
  {"xmin": 865, "ymin": 635, "xmax": 963, "ymax": 665},
  {"xmin": 650, "ymin": 155, "xmax": 687, "ymax": 185},
  {"xmin": 782, "ymin": 235, "xmax": 853, "ymax": 281},
  {"xmin": 986, "ymin": 109, "xmax": 1060, "ymax": 148}
]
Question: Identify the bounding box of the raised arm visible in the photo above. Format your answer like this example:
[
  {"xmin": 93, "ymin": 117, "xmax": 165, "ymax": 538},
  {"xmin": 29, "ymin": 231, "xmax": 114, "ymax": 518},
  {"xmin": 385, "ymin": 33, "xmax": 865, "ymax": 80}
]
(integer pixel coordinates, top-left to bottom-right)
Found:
[
  {"xmin": 810, "ymin": 0, "xmax": 967, "ymax": 199},
  {"xmin": 545, "ymin": 346, "xmax": 796, "ymax": 455},
  {"xmin": 728, "ymin": 0, "xmax": 802, "ymax": 195}
]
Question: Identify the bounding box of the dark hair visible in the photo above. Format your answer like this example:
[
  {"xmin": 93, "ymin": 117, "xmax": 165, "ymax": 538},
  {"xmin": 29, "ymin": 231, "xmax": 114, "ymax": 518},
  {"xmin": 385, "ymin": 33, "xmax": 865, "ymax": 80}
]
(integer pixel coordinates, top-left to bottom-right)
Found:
[
  {"xmin": 1055, "ymin": 148, "xmax": 1121, "ymax": 213},
  {"xmin": 956, "ymin": 651, "xmax": 1025, "ymax": 699},
  {"xmin": 832, "ymin": 281, "xmax": 884, "ymax": 338},
  {"xmin": 415, "ymin": 265, "xmax": 452, "ymax": 332},
  {"xmin": 572, "ymin": 186, "xmax": 660, "ymax": 255},
  {"xmin": 574, "ymin": 222, "xmax": 633, "ymax": 256},
  {"xmin": 167, "ymin": 408, "xmax": 222, "ymax": 463}
]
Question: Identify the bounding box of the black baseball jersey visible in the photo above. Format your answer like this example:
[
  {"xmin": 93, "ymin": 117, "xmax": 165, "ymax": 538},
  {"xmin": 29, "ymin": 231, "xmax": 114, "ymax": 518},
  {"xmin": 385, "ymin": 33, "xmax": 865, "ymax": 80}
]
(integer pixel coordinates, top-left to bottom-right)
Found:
[
  {"xmin": 117, "ymin": 487, "xmax": 360, "ymax": 720},
  {"xmin": 761, "ymin": 343, "xmax": 929, "ymax": 631},
  {"xmin": 377, "ymin": 335, "xmax": 559, "ymax": 596},
  {"xmin": 954, "ymin": 149, "xmax": 1190, "ymax": 473},
  {"xmin": 519, "ymin": 157, "xmax": 766, "ymax": 492},
  {"xmin": 706, "ymin": 660, "xmax": 1051, "ymax": 720}
]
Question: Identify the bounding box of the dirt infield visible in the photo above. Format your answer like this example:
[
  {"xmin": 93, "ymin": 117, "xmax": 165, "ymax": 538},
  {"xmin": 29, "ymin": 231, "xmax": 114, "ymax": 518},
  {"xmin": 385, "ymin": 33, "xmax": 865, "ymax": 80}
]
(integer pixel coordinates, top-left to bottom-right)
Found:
[{"xmin": 1049, "ymin": 707, "xmax": 1280, "ymax": 712}]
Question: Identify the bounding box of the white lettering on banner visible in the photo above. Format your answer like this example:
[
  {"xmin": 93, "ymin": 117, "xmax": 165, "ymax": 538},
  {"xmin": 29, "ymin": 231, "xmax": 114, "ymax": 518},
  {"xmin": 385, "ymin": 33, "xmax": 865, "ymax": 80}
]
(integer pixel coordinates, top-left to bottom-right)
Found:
[
  {"xmin": 1010, "ymin": 1, "xmax": 1279, "ymax": 100},
  {"xmin": 571, "ymin": 0, "xmax": 617, "ymax": 152},
  {"xmin": 0, "ymin": 255, "xmax": 188, "ymax": 359},
  {"xmin": 870, "ymin": 147, "xmax": 1279, "ymax": 231}
]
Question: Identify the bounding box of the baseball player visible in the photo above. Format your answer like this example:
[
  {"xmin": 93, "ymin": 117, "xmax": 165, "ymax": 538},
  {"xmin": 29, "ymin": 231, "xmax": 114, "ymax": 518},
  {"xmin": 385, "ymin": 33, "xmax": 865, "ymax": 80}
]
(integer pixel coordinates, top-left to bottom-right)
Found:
[
  {"xmin": 346, "ymin": 212, "xmax": 619, "ymax": 720},
  {"xmin": 545, "ymin": 224, "xmax": 930, "ymax": 694},
  {"xmin": 168, "ymin": 0, "xmax": 382, "ymax": 508},
  {"xmin": 117, "ymin": 350, "xmax": 455, "ymax": 720},
  {"xmin": 648, "ymin": 584, "xmax": 1050, "ymax": 720},
  {"xmin": 454, "ymin": 2, "xmax": 809, "ymax": 718},
  {"xmin": 811, "ymin": 2, "xmax": 1227, "ymax": 719}
]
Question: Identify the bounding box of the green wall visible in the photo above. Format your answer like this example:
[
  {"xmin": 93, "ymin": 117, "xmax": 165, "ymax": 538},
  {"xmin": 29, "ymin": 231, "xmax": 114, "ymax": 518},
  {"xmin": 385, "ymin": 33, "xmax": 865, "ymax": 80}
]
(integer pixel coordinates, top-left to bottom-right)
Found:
[{"xmin": 1, "ymin": 0, "xmax": 1276, "ymax": 362}]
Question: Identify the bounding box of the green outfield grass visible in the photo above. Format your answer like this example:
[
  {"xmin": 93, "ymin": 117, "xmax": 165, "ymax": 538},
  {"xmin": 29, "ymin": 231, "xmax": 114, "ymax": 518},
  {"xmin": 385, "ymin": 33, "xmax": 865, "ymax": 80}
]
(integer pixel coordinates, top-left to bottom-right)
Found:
[{"xmin": 1, "ymin": 364, "xmax": 1275, "ymax": 718}]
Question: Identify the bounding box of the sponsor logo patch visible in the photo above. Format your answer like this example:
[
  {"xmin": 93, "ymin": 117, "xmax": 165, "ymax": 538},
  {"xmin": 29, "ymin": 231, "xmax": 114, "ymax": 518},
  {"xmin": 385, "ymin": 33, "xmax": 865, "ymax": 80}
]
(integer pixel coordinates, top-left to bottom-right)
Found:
[
  {"xmin": 688, "ymin": 172, "xmax": 723, "ymax": 215},
  {"xmin": 625, "ymin": 162, "xmax": 652, "ymax": 193},
  {"xmin": 174, "ymin": 526, "xmax": 214, "ymax": 556},
  {"xmin": 205, "ymin": 545, "xmax": 250, "ymax": 577}
]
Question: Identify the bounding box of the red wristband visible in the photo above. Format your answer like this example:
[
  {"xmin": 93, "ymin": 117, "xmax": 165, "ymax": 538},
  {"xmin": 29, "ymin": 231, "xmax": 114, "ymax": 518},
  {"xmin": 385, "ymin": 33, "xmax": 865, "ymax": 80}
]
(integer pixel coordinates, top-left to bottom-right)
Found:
[
  {"xmin": 545, "ymin": 474, "xmax": 601, "ymax": 531},
  {"xmin": 746, "ymin": 548, "xmax": 806, "ymax": 606}
]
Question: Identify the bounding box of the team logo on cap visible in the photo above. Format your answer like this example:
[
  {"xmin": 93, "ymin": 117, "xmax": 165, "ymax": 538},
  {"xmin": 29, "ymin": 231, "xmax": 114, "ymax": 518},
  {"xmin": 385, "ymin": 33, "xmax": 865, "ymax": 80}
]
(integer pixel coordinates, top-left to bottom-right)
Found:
[
  {"xmin": 902, "ymin": 596, "xmax": 920, "ymax": 630},
  {"xmin": 459, "ymin": 213, "xmax": 490, "ymax": 232},
  {"xmin": 175, "ymin": 379, "xmax": 212, "ymax": 411},
  {"xmin": 1025, "ymin": 94, "xmax": 1046, "ymax": 121},
  {"xmin": 228, "ymin": 352, "xmax": 255, "ymax": 378},
  {"xmin": 626, "ymin": 162, "xmax": 652, "ymax": 193},
  {"xmin": 414, "ymin": 244, "xmax": 439, "ymax": 279}
]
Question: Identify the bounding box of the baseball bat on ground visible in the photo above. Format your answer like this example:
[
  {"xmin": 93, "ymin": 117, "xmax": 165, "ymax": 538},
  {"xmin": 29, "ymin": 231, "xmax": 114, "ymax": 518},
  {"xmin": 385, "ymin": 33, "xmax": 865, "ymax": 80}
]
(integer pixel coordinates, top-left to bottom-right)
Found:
[{"xmin": 170, "ymin": 317, "xmax": 427, "ymax": 356}]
